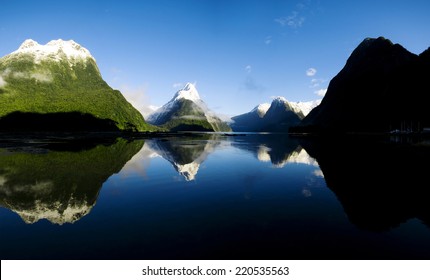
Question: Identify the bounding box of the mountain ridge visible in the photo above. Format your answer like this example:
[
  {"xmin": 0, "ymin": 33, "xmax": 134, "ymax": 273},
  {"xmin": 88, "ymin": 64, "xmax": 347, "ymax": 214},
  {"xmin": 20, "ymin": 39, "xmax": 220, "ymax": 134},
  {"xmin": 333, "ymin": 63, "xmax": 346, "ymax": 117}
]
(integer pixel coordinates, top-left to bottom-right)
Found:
[
  {"xmin": 294, "ymin": 36, "xmax": 430, "ymax": 134},
  {"xmin": 231, "ymin": 97, "xmax": 320, "ymax": 132},
  {"xmin": 0, "ymin": 39, "xmax": 150, "ymax": 132}
]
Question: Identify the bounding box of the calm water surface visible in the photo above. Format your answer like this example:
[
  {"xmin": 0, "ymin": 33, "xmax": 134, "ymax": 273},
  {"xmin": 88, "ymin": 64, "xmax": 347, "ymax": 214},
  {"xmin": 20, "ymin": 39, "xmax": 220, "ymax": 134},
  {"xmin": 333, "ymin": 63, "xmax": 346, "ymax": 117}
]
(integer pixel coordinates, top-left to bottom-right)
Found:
[{"xmin": 0, "ymin": 133, "xmax": 429, "ymax": 259}]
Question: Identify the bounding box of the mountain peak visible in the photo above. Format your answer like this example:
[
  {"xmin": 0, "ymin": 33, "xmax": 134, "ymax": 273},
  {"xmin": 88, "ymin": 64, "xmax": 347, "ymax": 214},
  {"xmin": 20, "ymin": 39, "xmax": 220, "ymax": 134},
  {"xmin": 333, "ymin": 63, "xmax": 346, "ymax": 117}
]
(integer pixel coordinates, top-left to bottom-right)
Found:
[
  {"xmin": 18, "ymin": 39, "xmax": 40, "ymax": 50},
  {"xmin": 183, "ymin": 82, "xmax": 196, "ymax": 91},
  {"xmin": 251, "ymin": 103, "xmax": 271, "ymax": 118},
  {"xmin": 272, "ymin": 96, "xmax": 287, "ymax": 104},
  {"xmin": 11, "ymin": 38, "xmax": 94, "ymax": 64},
  {"xmin": 173, "ymin": 82, "xmax": 201, "ymax": 102}
]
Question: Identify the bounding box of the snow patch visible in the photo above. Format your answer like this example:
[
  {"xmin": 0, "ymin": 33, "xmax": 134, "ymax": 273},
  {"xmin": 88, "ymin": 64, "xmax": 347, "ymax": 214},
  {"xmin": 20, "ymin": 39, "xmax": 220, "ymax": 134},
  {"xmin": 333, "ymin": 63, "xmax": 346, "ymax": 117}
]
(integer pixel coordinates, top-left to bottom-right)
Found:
[
  {"xmin": 11, "ymin": 39, "xmax": 94, "ymax": 65},
  {"xmin": 15, "ymin": 201, "xmax": 93, "ymax": 225},
  {"xmin": 173, "ymin": 82, "xmax": 201, "ymax": 103},
  {"xmin": 173, "ymin": 162, "xmax": 200, "ymax": 181},
  {"xmin": 252, "ymin": 103, "xmax": 271, "ymax": 118},
  {"xmin": 290, "ymin": 99, "xmax": 321, "ymax": 116}
]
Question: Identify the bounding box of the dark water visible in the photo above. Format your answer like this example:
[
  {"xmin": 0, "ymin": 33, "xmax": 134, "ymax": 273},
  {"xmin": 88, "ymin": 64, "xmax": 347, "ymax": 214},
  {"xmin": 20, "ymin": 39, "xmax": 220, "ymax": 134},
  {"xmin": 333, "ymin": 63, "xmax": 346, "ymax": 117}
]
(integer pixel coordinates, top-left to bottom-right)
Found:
[{"xmin": 0, "ymin": 133, "xmax": 429, "ymax": 260}]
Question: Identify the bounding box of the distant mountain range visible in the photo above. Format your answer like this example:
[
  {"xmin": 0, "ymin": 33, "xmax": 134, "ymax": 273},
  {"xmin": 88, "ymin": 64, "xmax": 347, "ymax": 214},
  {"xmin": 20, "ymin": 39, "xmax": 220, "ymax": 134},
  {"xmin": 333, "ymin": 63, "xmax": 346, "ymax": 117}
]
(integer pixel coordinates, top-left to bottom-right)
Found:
[
  {"xmin": 231, "ymin": 97, "xmax": 320, "ymax": 132},
  {"xmin": 147, "ymin": 83, "xmax": 231, "ymax": 132},
  {"xmin": 293, "ymin": 37, "xmax": 430, "ymax": 134},
  {"xmin": 2, "ymin": 37, "xmax": 428, "ymax": 134}
]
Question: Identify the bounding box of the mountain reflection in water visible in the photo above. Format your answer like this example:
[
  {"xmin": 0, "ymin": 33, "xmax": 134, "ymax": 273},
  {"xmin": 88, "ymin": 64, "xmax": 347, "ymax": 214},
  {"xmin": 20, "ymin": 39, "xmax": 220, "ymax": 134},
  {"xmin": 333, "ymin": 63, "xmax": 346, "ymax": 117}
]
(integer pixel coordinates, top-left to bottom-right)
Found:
[
  {"xmin": 0, "ymin": 138, "xmax": 143, "ymax": 225},
  {"xmin": 0, "ymin": 133, "xmax": 429, "ymax": 259},
  {"xmin": 301, "ymin": 136, "xmax": 430, "ymax": 231}
]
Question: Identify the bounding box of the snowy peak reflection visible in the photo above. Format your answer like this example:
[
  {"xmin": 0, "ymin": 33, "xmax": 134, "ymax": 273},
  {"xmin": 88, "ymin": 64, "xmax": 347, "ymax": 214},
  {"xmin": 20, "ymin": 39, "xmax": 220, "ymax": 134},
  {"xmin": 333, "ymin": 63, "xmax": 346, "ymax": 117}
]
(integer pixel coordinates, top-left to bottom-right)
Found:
[
  {"xmin": 232, "ymin": 134, "xmax": 319, "ymax": 168},
  {"xmin": 146, "ymin": 135, "xmax": 223, "ymax": 181},
  {"xmin": 0, "ymin": 138, "xmax": 143, "ymax": 225},
  {"xmin": 257, "ymin": 145, "xmax": 318, "ymax": 168}
]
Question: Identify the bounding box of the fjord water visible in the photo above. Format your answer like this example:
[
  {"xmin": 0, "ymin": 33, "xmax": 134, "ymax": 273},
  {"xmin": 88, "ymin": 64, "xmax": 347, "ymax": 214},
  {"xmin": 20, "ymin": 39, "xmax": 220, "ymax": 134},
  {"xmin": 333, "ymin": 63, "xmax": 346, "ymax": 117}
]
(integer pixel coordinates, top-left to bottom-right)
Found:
[{"xmin": 0, "ymin": 134, "xmax": 429, "ymax": 259}]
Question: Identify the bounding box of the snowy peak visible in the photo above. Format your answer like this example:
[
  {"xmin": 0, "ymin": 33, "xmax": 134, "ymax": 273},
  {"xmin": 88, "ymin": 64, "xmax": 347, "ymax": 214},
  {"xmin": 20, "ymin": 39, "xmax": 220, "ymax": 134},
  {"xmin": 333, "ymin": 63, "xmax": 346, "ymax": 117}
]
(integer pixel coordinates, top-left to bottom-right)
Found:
[
  {"xmin": 231, "ymin": 97, "xmax": 320, "ymax": 132},
  {"xmin": 268, "ymin": 96, "xmax": 299, "ymax": 114},
  {"xmin": 19, "ymin": 39, "xmax": 39, "ymax": 50},
  {"xmin": 252, "ymin": 103, "xmax": 271, "ymax": 118},
  {"xmin": 173, "ymin": 82, "xmax": 201, "ymax": 102},
  {"xmin": 290, "ymin": 100, "xmax": 321, "ymax": 116},
  {"xmin": 272, "ymin": 96, "xmax": 287, "ymax": 103},
  {"xmin": 269, "ymin": 97, "xmax": 320, "ymax": 116},
  {"xmin": 11, "ymin": 39, "xmax": 94, "ymax": 63},
  {"xmin": 146, "ymin": 82, "xmax": 230, "ymax": 131}
]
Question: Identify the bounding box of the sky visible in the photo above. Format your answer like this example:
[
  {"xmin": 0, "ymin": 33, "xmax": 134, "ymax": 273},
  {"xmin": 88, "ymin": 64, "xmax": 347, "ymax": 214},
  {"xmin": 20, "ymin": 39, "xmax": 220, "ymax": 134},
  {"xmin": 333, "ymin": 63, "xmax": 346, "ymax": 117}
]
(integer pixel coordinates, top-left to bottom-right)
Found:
[{"xmin": 1, "ymin": 0, "xmax": 430, "ymax": 117}]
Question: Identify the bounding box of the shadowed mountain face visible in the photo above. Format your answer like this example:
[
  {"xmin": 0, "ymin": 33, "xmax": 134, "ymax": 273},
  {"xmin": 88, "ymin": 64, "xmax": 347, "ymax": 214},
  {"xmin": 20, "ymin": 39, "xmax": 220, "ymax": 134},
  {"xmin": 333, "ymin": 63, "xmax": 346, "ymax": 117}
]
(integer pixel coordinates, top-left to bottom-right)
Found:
[
  {"xmin": 0, "ymin": 138, "xmax": 143, "ymax": 224},
  {"xmin": 300, "ymin": 136, "xmax": 430, "ymax": 231},
  {"xmin": 0, "ymin": 112, "xmax": 120, "ymax": 132},
  {"xmin": 296, "ymin": 37, "xmax": 430, "ymax": 134}
]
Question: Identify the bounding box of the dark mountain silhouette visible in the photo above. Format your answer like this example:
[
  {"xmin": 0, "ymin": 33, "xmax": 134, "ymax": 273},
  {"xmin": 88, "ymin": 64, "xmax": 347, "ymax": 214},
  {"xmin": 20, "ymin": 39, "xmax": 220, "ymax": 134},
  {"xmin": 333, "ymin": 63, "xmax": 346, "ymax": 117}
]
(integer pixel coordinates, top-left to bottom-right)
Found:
[
  {"xmin": 0, "ymin": 112, "xmax": 120, "ymax": 132},
  {"xmin": 293, "ymin": 37, "xmax": 430, "ymax": 134},
  {"xmin": 300, "ymin": 136, "xmax": 430, "ymax": 231}
]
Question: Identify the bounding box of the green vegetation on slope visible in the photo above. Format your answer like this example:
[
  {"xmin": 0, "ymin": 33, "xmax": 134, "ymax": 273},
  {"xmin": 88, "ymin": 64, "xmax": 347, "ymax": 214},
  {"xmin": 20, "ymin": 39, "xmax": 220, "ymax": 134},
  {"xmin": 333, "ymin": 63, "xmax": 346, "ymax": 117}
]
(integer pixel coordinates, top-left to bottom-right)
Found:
[
  {"xmin": 0, "ymin": 53, "xmax": 153, "ymax": 132},
  {"xmin": 155, "ymin": 99, "xmax": 230, "ymax": 132}
]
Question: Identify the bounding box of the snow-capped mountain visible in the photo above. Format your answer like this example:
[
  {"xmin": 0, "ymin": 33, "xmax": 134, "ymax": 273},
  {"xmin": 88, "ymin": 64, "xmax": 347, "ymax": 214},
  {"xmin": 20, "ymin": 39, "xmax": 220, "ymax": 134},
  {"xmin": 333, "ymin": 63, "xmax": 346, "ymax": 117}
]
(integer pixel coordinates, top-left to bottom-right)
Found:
[
  {"xmin": 6, "ymin": 39, "xmax": 95, "ymax": 66},
  {"xmin": 0, "ymin": 39, "xmax": 148, "ymax": 131},
  {"xmin": 231, "ymin": 97, "xmax": 319, "ymax": 132},
  {"xmin": 290, "ymin": 99, "xmax": 321, "ymax": 116},
  {"xmin": 147, "ymin": 83, "xmax": 231, "ymax": 132}
]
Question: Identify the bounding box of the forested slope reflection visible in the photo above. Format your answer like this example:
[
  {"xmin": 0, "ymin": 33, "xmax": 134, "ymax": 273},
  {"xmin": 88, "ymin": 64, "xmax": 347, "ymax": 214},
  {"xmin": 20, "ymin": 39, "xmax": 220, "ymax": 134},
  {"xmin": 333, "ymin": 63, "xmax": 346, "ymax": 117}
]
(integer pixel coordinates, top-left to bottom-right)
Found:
[{"xmin": 0, "ymin": 138, "xmax": 143, "ymax": 224}]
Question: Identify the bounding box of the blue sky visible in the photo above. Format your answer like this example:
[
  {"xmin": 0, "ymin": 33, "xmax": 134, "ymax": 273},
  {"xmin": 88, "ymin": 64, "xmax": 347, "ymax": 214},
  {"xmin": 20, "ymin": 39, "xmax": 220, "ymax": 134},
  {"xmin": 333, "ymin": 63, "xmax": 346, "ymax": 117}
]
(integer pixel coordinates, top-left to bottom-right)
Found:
[{"xmin": 1, "ymin": 0, "xmax": 430, "ymax": 116}]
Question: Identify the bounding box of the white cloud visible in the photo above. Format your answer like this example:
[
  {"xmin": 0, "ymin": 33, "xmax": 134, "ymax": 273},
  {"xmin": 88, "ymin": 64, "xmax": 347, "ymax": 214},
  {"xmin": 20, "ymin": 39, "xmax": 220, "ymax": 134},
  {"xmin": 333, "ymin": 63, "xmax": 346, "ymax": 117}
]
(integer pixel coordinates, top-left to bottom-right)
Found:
[
  {"xmin": 310, "ymin": 78, "xmax": 326, "ymax": 88},
  {"xmin": 315, "ymin": 88, "xmax": 327, "ymax": 97},
  {"xmin": 0, "ymin": 68, "xmax": 52, "ymax": 84},
  {"xmin": 306, "ymin": 68, "xmax": 317, "ymax": 76},
  {"xmin": 275, "ymin": 11, "xmax": 305, "ymax": 28},
  {"xmin": 264, "ymin": 36, "xmax": 272, "ymax": 45},
  {"xmin": 30, "ymin": 72, "xmax": 52, "ymax": 83},
  {"xmin": 245, "ymin": 65, "xmax": 252, "ymax": 73},
  {"xmin": 172, "ymin": 83, "xmax": 183, "ymax": 88},
  {"xmin": 118, "ymin": 85, "xmax": 154, "ymax": 117},
  {"xmin": 243, "ymin": 76, "xmax": 265, "ymax": 94},
  {"xmin": 0, "ymin": 76, "xmax": 6, "ymax": 88}
]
